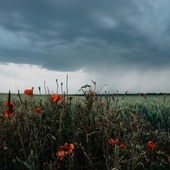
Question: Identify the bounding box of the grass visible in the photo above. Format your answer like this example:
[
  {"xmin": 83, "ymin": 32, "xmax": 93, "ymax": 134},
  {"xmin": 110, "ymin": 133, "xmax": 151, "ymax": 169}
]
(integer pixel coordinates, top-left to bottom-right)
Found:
[{"xmin": 0, "ymin": 82, "xmax": 170, "ymax": 170}]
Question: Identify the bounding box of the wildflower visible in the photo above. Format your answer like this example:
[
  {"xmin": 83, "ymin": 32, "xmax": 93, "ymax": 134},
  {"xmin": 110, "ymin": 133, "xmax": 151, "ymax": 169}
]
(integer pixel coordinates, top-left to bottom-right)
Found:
[
  {"xmin": 34, "ymin": 107, "xmax": 41, "ymax": 114},
  {"xmin": 56, "ymin": 143, "xmax": 74, "ymax": 161},
  {"xmin": 120, "ymin": 143, "xmax": 125, "ymax": 149},
  {"xmin": 108, "ymin": 138, "xmax": 117, "ymax": 145},
  {"xmin": 147, "ymin": 141, "xmax": 155, "ymax": 151},
  {"xmin": 5, "ymin": 110, "xmax": 13, "ymax": 118},
  {"xmin": 51, "ymin": 93, "xmax": 62, "ymax": 102},
  {"xmin": 24, "ymin": 89, "xmax": 33, "ymax": 95},
  {"xmin": 4, "ymin": 101, "xmax": 14, "ymax": 118},
  {"xmin": 4, "ymin": 101, "xmax": 14, "ymax": 108},
  {"xmin": 57, "ymin": 149, "xmax": 65, "ymax": 161}
]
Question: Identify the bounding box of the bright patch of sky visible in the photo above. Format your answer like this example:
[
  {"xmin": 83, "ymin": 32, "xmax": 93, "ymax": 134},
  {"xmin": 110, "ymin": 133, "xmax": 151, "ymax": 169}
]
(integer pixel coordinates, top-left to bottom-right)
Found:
[
  {"xmin": 0, "ymin": 63, "xmax": 90, "ymax": 94},
  {"xmin": 0, "ymin": 63, "xmax": 170, "ymax": 94}
]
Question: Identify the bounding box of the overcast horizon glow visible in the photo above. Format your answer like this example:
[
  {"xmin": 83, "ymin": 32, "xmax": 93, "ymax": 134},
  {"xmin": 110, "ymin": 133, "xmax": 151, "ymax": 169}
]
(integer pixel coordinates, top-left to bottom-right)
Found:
[
  {"xmin": 0, "ymin": 0, "xmax": 170, "ymax": 94},
  {"xmin": 1, "ymin": 62, "xmax": 170, "ymax": 94}
]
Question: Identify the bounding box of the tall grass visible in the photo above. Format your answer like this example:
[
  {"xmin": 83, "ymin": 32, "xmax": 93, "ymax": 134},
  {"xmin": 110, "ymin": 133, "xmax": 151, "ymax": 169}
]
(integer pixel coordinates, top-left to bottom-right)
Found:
[{"xmin": 0, "ymin": 82, "xmax": 169, "ymax": 170}]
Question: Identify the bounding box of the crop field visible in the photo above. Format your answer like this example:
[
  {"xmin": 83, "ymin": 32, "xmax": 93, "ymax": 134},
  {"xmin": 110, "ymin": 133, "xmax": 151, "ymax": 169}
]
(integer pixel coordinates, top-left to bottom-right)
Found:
[{"xmin": 0, "ymin": 85, "xmax": 170, "ymax": 170}]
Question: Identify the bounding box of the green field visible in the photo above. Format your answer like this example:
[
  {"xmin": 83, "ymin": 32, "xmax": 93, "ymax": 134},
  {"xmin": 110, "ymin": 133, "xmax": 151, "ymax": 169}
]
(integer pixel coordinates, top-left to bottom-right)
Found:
[{"xmin": 0, "ymin": 90, "xmax": 170, "ymax": 169}]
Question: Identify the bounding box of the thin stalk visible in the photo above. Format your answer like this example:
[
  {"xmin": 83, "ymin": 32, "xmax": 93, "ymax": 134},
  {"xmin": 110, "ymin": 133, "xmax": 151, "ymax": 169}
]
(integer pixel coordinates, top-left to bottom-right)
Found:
[
  {"xmin": 58, "ymin": 106, "xmax": 64, "ymax": 145},
  {"xmin": 56, "ymin": 79, "xmax": 59, "ymax": 94},
  {"xmin": 66, "ymin": 74, "xmax": 69, "ymax": 106}
]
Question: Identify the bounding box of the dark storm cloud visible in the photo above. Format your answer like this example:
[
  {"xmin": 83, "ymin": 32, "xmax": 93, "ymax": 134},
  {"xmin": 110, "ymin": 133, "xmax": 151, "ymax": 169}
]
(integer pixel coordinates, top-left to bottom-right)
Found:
[{"xmin": 0, "ymin": 0, "xmax": 170, "ymax": 71}]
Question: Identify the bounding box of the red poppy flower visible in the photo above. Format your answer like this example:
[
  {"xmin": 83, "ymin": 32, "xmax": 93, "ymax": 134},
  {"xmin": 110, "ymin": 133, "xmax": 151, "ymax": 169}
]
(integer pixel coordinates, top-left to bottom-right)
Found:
[
  {"xmin": 5, "ymin": 110, "xmax": 13, "ymax": 118},
  {"xmin": 51, "ymin": 94, "xmax": 62, "ymax": 102},
  {"xmin": 4, "ymin": 101, "xmax": 14, "ymax": 108},
  {"xmin": 34, "ymin": 107, "xmax": 41, "ymax": 114},
  {"xmin": 24, "ymin": 89, "xmax": 33, "ymax": 95},
  {"xmin": 108, "ymin": 138, "xmax": 117, "ymax": 145},
  {"xmin": 120, "ymin": 143, "xmax": 125, "ymax": 149},
  {"xmin": 57, "ymin": 150, "xmax": 65, "ymax": 161},
  {"xmin": 56, "ymin": 143, "xmax": 74, "ymax": 161},
  {"xmin": 147, "ymin": 141, "xmax": 155, "ymax": 151},
  {"xmin": 4, "ymin": 101, "xmax": 14, "ymax": 118}
]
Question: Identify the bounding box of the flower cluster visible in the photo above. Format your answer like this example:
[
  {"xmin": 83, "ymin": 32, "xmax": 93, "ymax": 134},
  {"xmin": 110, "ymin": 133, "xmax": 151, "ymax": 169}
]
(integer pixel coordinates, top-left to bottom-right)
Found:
[
  {"xmin": 108, "ymin": 138, "xmax": 117, "ymax": 145},
  {"xmin": 108, "ymin": 138, "xmax": 125, "ymax": 149},
  {"xmin": 24, "ymin": 89, "xmax": 62, "ymax": 114},
  {"xmin": 108, "ymin": 138, "xmax": 156, "ymax": 152},
  {"xmin": 56, "ymin": 143, "xmax": 74, "ymax": 161}
]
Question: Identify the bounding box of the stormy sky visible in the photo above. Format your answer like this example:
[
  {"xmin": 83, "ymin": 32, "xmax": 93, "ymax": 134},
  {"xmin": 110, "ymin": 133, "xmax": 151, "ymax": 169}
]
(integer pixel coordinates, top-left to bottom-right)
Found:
[{"xmin": 0, "ymin": 0, "xmax": 170, "ymax": 94}]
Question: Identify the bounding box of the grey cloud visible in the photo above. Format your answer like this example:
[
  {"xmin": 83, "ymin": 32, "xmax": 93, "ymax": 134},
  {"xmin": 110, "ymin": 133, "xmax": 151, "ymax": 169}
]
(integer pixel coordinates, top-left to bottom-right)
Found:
[{"xmin": 0, "ymin": 0, "xmax": 170, "ymax": 72}]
